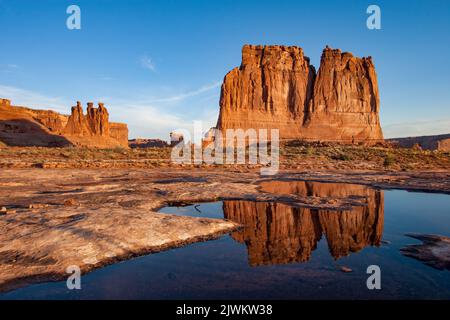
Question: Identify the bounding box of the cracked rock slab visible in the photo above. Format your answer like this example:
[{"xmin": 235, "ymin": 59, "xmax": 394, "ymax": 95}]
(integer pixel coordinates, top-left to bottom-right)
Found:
[{"xmin": 401, "ymin": 234, "xmax": 450, "ymax": 270}]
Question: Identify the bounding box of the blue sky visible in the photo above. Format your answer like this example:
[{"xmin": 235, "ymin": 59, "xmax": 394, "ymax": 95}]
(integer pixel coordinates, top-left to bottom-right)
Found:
[{"xmin": 0, "ymin": 0, "xmax": 449, "ymax": 139}]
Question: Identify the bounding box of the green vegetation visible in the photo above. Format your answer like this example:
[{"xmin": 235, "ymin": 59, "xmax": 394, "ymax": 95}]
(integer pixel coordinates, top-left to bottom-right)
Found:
[{"xmin": 383, "ymin": 153, "xmax": 395, "ymax": 167}]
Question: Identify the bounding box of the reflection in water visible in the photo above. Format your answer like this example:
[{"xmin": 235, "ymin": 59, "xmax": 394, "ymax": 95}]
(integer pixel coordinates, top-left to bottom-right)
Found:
[
  {"xmin": 224, "ymin": 181, "xmax": 384, "ymax": 266},
  {"xmin": 3, "ymin": 186, "xmax": 450, "ymax": 300}
]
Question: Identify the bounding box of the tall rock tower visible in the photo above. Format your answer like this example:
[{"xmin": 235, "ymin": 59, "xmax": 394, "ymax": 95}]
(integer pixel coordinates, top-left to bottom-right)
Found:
[
  {"xmin": 216, "ymin": 45, "xmax": 383, "ymax": 143},
  {"xmin": 217, "ymin": 45, "xmax": 316, "ymax": 139},
  {"xmin": 304, "ymin": 47, "xmax": 383, "ymax": 141}
]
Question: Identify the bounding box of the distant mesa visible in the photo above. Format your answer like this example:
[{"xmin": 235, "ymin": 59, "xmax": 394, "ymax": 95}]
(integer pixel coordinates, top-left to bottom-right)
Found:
[
  {"xmin": 216, "ymin": 44, "xmax": 384, "ymax": 143},
  {"xmin": 0, "ymin": 99, "xmax": 128, "ymax": 148},
  {"xmin": 387, "ymin": 134, "xmax": 450, "ymax": 152},
  {"xmin": 129, "ymin": 138, "xmax": 169, "ymax": 148}
]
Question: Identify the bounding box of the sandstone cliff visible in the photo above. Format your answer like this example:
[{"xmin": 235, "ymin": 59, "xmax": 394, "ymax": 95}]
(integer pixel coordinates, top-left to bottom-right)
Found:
[
  {"xmin": 217, "ymin": 45, "xmax": 315, "ymax": 139},
  {"xmin": 217, "ymin": 45, "xmax": 383, "ymax": 143},
  {"xmin": 0, "ymin": 99, "xmax": 128, "ymax": 148},
  {"xmin": 110, "ymin": 123, "xmax": 130, "ymax": 147}
]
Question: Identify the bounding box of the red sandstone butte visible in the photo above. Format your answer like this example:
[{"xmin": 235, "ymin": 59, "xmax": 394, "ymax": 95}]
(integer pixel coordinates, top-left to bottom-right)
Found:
[
  {"xmin": 0, "ymin": 99, "xmax": 128, "ymax": 148},
  {"xmin": 216, "ymin": 45, "xmax": 384, "ymax": 143}
]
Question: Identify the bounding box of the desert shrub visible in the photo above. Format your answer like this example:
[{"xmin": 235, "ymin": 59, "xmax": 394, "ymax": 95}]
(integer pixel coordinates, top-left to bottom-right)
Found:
[
  {"xmin": 383, "ymin": 153, "xmax": 395, "ymax": 167},
  {"xmin": 115, "ymin": 146, "xmax": 127, "ymax": 153},
  {"xmin": 331, "ymin": 152, "xmax": 352, "ymax": 161},
  {"xmin": 305, "ymin": 146, "xmax": 314, "ymax": 156},
  {"xmin": 60, "ymin": 151, "xmax": 72, "ymax": 159}
]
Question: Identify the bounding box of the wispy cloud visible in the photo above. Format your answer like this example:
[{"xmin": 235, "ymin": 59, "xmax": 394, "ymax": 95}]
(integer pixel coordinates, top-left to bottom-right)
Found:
[
  {"xmin": 106, "ymin": 81, "xmax": 222, "ymax": 138},
  {"xmin": 93, "ymin": 88, "xmax": 220, "ymax": 139},
  {"xmin": 0, "ymin": 64, "xmax": 19, "ymax": 73},
  {"xmin": 140, "ymin": 55, "xmax": 155, "ymax": 72},
  {"xmin": 0, "ymin": 80, "xmax": 221, "ymax": 139},
  {"xmin": 0, "ymin": 84, "xmax": 68, "ymax": 113},
  {"xmin": 92, "ymin": 80, "xmax": 221, "ymax": 139},
  {"xmin": 147, "ymin": 81, "xmax": 221, "ymax": 103}
]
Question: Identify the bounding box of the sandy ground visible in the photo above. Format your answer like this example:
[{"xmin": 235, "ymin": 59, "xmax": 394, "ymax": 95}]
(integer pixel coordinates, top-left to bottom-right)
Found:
[{"xmin": 0, "ymin": 167, "xmax": 449, "ymax": 292}]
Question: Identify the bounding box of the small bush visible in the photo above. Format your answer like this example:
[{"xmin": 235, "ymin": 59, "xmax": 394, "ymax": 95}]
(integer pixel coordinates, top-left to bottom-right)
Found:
[
  {"xmin": 305, "ymin": 146, "xmax": 314, "ymax": 156},
  {"xmin": 383, "ymin": 154, "xmax": 395, "ymax": 167},
  {"xmin": 111, "ymin": 146, "xmax": 127, "ymax": 153},
  {"xmin": 331, "ymin": 153, "xmax": 352, "ymax": 161}
]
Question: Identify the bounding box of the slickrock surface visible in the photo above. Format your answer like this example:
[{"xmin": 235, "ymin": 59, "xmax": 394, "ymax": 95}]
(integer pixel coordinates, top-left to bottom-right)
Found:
[
  {"xmin": 0, "ymin": 168, "xmax": 449, "ymax": 292},
  {"xmin": 217, "ymin": 45, "xmax": 383, "ymax": 143},
  {"xmin": 0, "ymin": 99, "xmax": 128, "ymax": 148},
  {"xmin": 401, "ymin": 234, "xmax": 450, "ymax": 270}
]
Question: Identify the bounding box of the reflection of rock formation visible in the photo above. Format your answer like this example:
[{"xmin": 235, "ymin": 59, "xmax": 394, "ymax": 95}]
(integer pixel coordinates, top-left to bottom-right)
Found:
[
  {"xmin": 259, "ymin": 180, "xmax": 377, "ymax": 198},
  {"xmin": 223, "ymin": 181, "xmax": 384, "ymax": 266}
]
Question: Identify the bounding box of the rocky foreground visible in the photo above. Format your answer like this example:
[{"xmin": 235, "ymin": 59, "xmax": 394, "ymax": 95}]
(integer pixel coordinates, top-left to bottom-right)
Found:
[{"xmin": 0, "ymin": 167, "xmax": 450, "ymax": 292}]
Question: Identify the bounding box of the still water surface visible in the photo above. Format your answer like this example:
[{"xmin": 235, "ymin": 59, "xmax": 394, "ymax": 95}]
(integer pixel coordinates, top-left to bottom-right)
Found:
[{"xmin": 1, "ymin": 181, "xmax": 450, "ymax": 299}]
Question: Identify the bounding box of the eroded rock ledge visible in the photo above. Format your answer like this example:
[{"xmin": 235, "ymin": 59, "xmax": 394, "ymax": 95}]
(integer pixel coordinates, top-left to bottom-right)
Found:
[{"xmin": 401, "ymin": 234, "xmax": 450, "ymax": 270}]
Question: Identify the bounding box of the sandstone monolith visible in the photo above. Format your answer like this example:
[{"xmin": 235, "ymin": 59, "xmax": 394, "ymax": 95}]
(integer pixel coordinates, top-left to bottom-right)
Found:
[{"xmin": 216, "ymin": 45, "xmax": 383, "ymax": 143}]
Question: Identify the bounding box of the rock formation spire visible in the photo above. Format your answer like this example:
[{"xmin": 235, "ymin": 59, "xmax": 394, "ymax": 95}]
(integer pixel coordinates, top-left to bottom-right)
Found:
[{"xmin": 216, "ymin": 44, "xmax": 383, "ymax": 143}]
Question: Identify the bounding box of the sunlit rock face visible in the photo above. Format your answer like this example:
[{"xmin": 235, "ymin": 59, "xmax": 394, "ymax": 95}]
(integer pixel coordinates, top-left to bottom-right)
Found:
[
  {"xmin": 86, "ymin": 102, "xmax": 110, "ymax": 137},
  {"xmin": 63, "ymin": 101, "xmax": 92, "ymax": 136},
  {"xmin": 217, "ymin": 45, "xmax": 315, "ymax": 139},
  {"xmin": 216, "ymin": 45, "xmax": 383, "ymax": 143},
  {"xmin": 0, "ymin": 99, "xmax": 129, "ymax": 148},
  {"xmin": 304, "ymin": 47, "xmax": 383, "ymax": 142},
  {"xmin": 62, "ymin": 102, "xmax": 128, "ymax": 148},
  {"xmin": 64, "ymin": 102, "xmax": 111, "ymax": 137},
  {"xmin": 223, "ymin": 181, "xmax": 384, "ymax": 266},
  {"xmin": 110, "ymin": 123, "xmax": 130, "ymax": 147}
]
